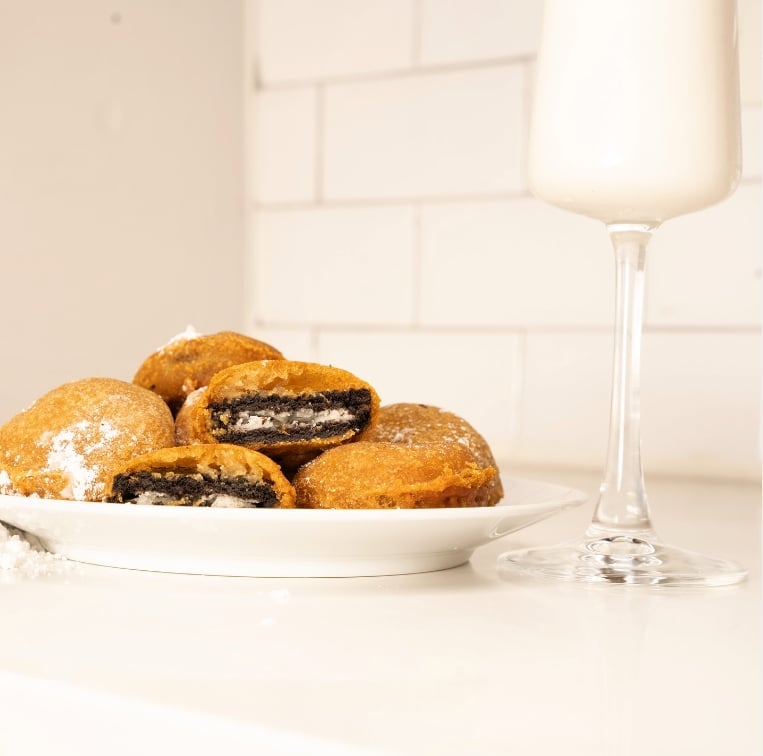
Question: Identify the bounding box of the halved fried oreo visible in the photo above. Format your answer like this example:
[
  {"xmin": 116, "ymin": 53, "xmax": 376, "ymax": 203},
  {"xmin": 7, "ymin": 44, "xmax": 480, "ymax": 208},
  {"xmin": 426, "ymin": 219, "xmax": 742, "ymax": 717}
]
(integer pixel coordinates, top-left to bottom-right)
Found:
[
  {"xmin": 106, "ymin": 444, "xmax": 296, "ymax": 508},
  {"xmin": 184, "ymin": 360, "xmax": 380, "ymax": 468}
]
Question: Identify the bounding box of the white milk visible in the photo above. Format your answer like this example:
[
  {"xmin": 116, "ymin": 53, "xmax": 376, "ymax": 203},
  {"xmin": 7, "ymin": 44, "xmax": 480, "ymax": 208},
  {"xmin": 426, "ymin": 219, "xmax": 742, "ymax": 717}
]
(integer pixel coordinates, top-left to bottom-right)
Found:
[{"xmin": 528, "ymin": 0, "xmax": 741, "ymax": 224}]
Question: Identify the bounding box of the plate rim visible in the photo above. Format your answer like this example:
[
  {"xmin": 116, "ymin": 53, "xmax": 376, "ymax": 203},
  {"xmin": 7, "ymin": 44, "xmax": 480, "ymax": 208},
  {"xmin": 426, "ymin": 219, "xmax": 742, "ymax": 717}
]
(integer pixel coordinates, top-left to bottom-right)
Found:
[{"xmin": 0, "ymin": 476, "xmax": 589, "ymax": 576}]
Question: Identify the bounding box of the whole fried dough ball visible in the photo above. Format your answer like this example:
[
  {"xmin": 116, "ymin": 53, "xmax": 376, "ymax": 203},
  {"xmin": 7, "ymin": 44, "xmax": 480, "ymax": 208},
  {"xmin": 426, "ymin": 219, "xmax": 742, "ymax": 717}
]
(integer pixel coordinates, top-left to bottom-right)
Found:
[
  {"xmin": 293, "ymin": 441, "xmax": 497, "ymax": 509},
  {"xmin": 0, "ymin": 378, "xmax": 175, "ymax": 501},
  {"xmin": 133, "ymin": 328, "xmax": 284, "ymax": 415},
  {"xmin": 357, "ymin": 403, "xmax": 503, "ymax": 505}
]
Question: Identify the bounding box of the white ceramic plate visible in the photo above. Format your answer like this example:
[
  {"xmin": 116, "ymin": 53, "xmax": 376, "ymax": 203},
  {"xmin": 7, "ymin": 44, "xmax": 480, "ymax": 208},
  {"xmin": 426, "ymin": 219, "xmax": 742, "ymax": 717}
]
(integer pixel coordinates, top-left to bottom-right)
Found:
[{"xmin": 0, "ymin": 476, "xmax": 587, "ymax": 577}]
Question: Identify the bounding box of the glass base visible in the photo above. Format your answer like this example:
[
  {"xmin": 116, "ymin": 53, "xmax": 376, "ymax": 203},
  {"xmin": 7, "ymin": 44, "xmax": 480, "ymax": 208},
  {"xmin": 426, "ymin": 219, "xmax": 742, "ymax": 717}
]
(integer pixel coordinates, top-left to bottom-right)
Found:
[{"xmin": 497, "ymin": 529, "xmax": 748, "ymax": 586}]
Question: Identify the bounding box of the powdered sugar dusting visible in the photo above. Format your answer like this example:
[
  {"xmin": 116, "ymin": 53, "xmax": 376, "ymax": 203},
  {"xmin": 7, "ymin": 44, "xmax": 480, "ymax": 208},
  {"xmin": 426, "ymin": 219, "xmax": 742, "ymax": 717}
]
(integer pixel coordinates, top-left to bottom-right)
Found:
[
  {"xmin": 0, "ymin": 523, "xmax": 69, "ymax": 578},
  {"xmin": 41, "ymin": 420, "xmax": 120, "ymax": 500},
  {"xmin": 379, "ymin": 426, "xmax": 471, "ymax": 449},
  {"xmin": 159, "ymin": 325, "xmax": 201, "ymax": 353}
]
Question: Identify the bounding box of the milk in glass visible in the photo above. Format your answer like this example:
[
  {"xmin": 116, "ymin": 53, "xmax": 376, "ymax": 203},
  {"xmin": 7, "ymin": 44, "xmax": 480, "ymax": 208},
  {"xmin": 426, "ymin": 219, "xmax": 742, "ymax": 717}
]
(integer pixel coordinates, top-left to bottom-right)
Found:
[{"xmin": 528, "ymin": 0, "xmax": 741, "ymax": 224}]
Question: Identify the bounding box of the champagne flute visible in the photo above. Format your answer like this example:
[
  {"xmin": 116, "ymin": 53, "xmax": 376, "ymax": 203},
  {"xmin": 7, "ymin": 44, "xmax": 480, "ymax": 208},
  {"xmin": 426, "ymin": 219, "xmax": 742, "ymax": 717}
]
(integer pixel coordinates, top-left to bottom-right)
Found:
[{"xmin": 498, "ymin": 0, "xmax": 747, "ymax": 585}]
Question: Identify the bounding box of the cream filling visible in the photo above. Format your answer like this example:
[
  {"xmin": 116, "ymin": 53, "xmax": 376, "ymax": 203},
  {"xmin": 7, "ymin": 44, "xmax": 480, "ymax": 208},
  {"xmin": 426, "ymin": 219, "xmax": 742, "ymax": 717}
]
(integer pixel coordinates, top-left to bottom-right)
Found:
[
  {"xmin": 232, "ymin": 407, "xmax": 353, "ymax": 432},
  {"xmin": 130, "ymin": 491, "xmax": 252, "ymax": 508}
]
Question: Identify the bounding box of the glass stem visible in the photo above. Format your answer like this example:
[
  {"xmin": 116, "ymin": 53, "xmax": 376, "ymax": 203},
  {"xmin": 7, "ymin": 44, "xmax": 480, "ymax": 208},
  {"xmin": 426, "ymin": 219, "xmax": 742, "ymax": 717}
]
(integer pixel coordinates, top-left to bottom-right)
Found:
[{"xmin": 590, "ymin": 223, "xmax": 655, "ymax": 535}]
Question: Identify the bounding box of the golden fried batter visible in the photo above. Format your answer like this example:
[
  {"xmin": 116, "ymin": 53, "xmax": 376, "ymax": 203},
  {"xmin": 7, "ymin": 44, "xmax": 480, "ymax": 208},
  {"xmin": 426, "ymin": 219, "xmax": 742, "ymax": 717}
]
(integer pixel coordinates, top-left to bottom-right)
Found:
[
  {"xmin": 293, "ymin": 441, "xmax": 497, "ymax": 509},
  {"xmin": 358, "ymin": 403, "xmax": 503, "ymax": 505},
  {"xmin": 133, "ymin": 329, "xmax": 284, "ymax": 415},
  {"xmin": 106, "ymin": 443, "xmax": 296, "ymax": 508},
  {"xmin": 184, "ymin": 360, "xmax": 380, "ymax": 469},
  {"xmin": 0, "ymin": 378, "xmax": 175, "ymax": 501},
  {"xmin": 174, "ymin": 387, "xmax": 204, "ymax": 446}
]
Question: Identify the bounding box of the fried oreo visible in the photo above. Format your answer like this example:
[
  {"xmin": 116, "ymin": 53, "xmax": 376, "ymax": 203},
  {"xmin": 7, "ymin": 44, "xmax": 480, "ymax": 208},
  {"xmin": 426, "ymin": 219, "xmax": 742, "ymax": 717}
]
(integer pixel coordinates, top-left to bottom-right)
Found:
[
  {"xmin": 358, "ymin": 403, "xmax": 503, "ymax": 505},
  {"xmin": 0, "ymin": 378, "xmax": 175, "ymax": 501},
  {"xmin": 174, "ymin": 387, "xmax": 204, "ymax": 446},
  {"xmin": 133, "ymin": 328, "xmax": 284, "ymax": 415},
  {"xmin": 183, "ymin": 360, "xmax": 380, "ymax": 468},
  {"xmin": 106, "ymin": 444, "xmax": 296, "ymax": 508},
  {"xmin": 293, "ymin": 441, "xmax": 497, "ymax": 509}
]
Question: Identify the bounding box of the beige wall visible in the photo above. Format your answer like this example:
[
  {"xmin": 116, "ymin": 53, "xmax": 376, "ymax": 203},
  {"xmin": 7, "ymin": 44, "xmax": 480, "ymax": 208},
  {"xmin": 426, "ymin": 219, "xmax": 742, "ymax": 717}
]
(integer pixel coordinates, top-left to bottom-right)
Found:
[
  {"xmin": 0, "ymin": 1, "xmax": 245, "ymax": 421},
  {"xmin": 247, "ymin": 0, "xmax": 762, "ymax": 480}
]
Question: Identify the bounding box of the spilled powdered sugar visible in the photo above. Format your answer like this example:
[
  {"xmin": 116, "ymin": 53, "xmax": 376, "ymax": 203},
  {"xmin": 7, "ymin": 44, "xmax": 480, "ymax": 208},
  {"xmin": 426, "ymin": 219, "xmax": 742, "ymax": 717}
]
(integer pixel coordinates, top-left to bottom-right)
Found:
[{"xmin": 0, "ymin": 522, "xmax": 69, "ymax": 578}]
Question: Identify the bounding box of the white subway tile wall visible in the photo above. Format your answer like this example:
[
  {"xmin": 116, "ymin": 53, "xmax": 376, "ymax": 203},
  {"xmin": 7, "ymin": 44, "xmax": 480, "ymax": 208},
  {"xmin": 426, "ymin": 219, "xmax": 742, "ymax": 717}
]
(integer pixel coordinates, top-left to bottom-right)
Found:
[
  {"xmin": 323, "ymin": 66, "xmax": 525, "ymax": 199},
  {"xmin": 248, "ymin": 0, "xmax": 761, "ymax": 481},
  {"xmin": 253, "ymin": 88, "xmax": 317, "ymax": 203},
  {"xmin": 647, "ymin": 185, "xmax": 761, "ymax": 327},
  {"xmin": 419, "ymin": 0, "xmax": 542, "ymax": 63},
  {"xmin": 518, "ymin": 331, "xmax": 612, "ymax": 469},
  {"xmin": 419, "ymin": 199, "xmax": 613, "ymax": 326},
  {"xmin": 318, "ymin": 329, "xmax": 525, "ymax": 463},
  {"xmin": 254, "ymin": 205, "xmax": 416, "ymax": 324},
  {"xmin": 257, "ymin": 0, "xmax": 414, "ymax": 82},
  {"xmin": 739, "ymin": 0, "xmax": 762, "ymax": 105},
  {"xmin": 741, "ymin": 106, "xmax": 762, "ymax": 179}
]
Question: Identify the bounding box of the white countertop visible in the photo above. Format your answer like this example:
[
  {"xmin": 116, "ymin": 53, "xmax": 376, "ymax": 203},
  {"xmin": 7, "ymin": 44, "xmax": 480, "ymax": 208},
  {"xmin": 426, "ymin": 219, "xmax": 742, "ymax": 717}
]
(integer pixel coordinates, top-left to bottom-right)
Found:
[{"xmin": 0, "ymin": 467, "xmax": 759, "ymax": 756}]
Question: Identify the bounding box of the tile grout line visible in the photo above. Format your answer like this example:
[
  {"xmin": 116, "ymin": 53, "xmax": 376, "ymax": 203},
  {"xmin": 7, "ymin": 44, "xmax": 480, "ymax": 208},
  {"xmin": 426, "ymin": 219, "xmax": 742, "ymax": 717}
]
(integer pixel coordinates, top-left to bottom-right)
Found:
[
  {"xmin": 410, "ymin": 0, "xmax": 423, "ymax": 66},
  {"xmin": 243, "ymin": 0, "xmax": 259, "ymax": 332},
  {"xmin": 255, "ymin": 55, "xmax": 535, "ymax": 91},
  {"xmin": 309, "ymin": 326, "xmax": 321, "ymax": 363},
  {"xmin": 509, "ymin": 330, "xmax": 528, "ymax": 461},
  {"xmin": 252, "ymin": 191, "xmax": 533, "ymax": 212},
  {"xmin": 519, "ymin": 58, "xmax": 535, "ymax": 194},
  {"xmin": 313, "ymin": 84, "xmax": 325, "ymax": 204},
  {"xmin": 411, "ymin": 204, "xmax": 422, "ymax": 325},
  {"xmin": 252, "ymin": 322, "xmax": 761, "ymax": 335}
]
